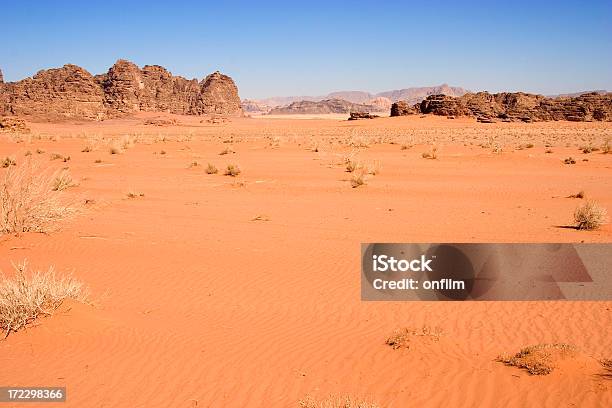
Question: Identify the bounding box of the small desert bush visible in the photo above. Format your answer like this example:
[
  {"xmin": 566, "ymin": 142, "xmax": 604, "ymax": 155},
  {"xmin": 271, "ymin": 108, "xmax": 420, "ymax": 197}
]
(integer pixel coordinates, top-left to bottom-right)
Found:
[
  {"xmin": 205, "ymin": 163, "xmax": 218, "ymax": 174},
  {"xmin": 386, "ymin": 326, "xmax": 443, "ymax": 350},
  {"xmin": 602, "ymin": 139, "xmax": 610, "ymax": 154},
  {"xmin": 52, "ymin": 170, "xmax": 76, "ymax": 191},
  {"xmin": 1, "ymin": 156, "xmax": 17, "ymax": 168},
  {"xmin": 219, "ymin": 148, "xmax": 235, "ymax": 155},
  {"xmin": 299, "ymin": 395, "xmax": 379, "ymax": 408},
  {"xmin": 350, "ymin": 171, "xmax": 366, "ymax": 188},
  {"xmin": 126, "ymin": 190, "xmax": 145, "ymax": 199},
  {"xmin": 0, "ymin": 163, "xmax": 77, "ymax": 235},
  {"xmin": 50, "ymin": 153, "xmax": 69, "ymax": 162},
  {"xmin": 0, "ymin": 261, "xmax": 86, "ymax": 336},
  {"xmin": 574, "ymin": 200, "xmax": 607, "ymax": 230},
  {"xmin": 568, "ymin": 190, "xmax": 585, "ymax": 199},
  {"xmin": 497, "ymin": 343, "xmax": 577, "ymax": 375},
  {"xmin": 345, "ymin": 158, "xmax": 361, "ymax": 173},
  {"xmin": 188, "ymin": 161, "xmax": 200, "ymax": 168},
  {"xmin": 422, "ymin": 146, "xmax": 438, "ymax": 159},
  {"xmin": 563, "ymin": 157, "xmax": 576, "ymax": 164},
  {"xmin": 224, "ymin": 164, "xmax": 241, "ymax": 177}
]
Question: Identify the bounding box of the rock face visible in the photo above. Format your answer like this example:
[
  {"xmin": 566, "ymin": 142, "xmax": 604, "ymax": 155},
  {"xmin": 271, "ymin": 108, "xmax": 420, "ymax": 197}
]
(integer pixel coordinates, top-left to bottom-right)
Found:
[
  {"xmin": 2, "ymin": 64, "xmax": 106, "ymax": 119},
  {"xmin": 0, "ymin": 117, "xmax": 30, "ymax": 132},
  {"xmin": 391, "ymin": 91, "xmax": 612, "ymax": 122},
  {"xmin": 390, "ymin": 100, "xmax": 420, "ymax": 116},
  {"xmin": 348, "ymin": 112, "xmax": 379, "ymax": 120},
  {"xmin": 268, "ymin": 98, "xmax": 384, "ymax": 115},
  {"xmin": 0, "ymin": 60, "xmax": 242, "ymax": 120},
  {"xmin": 0, "ymin": 69, "xmax": 3, "ymax": 84}
]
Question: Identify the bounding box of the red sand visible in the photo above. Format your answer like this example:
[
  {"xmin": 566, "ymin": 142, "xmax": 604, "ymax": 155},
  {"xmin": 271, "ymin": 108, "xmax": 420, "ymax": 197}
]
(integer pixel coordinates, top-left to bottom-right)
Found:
[{"xmin": 0, "ymin": 114, "xmax": 610, "ymax": 407}]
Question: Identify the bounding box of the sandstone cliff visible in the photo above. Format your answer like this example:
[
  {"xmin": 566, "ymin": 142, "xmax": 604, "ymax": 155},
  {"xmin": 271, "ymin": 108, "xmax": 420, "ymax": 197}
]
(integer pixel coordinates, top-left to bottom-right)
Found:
[
  {"xmin": 0, "ymin": 60, "xmax": 242, "ymax": 120},
  {"xmin": 391, "ymin": 91, "xmax": 612, "ymax": 122}
]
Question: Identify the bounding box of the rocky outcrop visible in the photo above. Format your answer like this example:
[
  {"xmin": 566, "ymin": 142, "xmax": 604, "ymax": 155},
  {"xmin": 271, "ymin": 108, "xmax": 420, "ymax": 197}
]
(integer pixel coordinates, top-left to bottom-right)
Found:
[
  {"xmin": 194, "ymin": 71, "xmax": 242, "ymax": 115},
  {"xmin": 348, "ymin": 112, "xmax": 379, "ymax": 120},
  {"xmin": 0, "ymin": 117, "xmax": 29, "ymax": 132},
  {"xmin": 2, "ymin": 64, "xmax": 106, "ymax": 119},
  {"xmin": 268, "ymin": 99, "xmax": 384, "ymax": 115},
  {"xmin": 390, "ymin": 100, "xmax": 420, "ymax": 116},
  {"xmin": 0, "ymin": 60, "xmax": 242, "ymax": 120},
  {"xmin": 0, "ymin": 69, "xmax": 3, "ymax": 84},
  {"xmin": 391, "ymin": 91, "xmax": 612, "ymax": 122}
]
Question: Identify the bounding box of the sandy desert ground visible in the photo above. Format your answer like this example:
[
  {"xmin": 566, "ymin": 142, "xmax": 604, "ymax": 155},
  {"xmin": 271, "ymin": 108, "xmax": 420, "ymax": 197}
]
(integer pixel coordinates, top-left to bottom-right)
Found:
[{"xmin": 0, "ymin": 114, "xmax": 611, "ymax": 407}]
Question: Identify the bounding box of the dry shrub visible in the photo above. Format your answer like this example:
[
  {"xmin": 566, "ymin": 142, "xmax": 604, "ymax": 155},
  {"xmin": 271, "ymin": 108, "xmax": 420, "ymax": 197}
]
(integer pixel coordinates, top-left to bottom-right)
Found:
[
  {"xmin": 563, "ymin": 157, "xmax": 576, "ymax": 164},
  {"xmin": 350, "ymin": 171, "xmax": 366, "ymax": 188},
  {"xmin": 574, "ymin": 200, "xmax": 607, "ymax": 230},
  {"xmin": 205, "ymin": 163, "xmax": 218, "ymax": 174},
  {"xmin": 2, "ymin": 156, "xmax": 17, "ymax": 168},
  {"xmin": 0, "ymin": 260, "xmax": 86, "ymax": 336},
  {"xmin": 224, "ymin": 164, "xmax": 241, "ymax": 177},
  {"xmin": 345, "ymin": 158, "xmax": 361, "ymax": 173},
  {"xmin": 1, "ymin": 162, "xmax": 77, "ymax": 235},
  {"xmin": 299, "ymin": 395, "xmax": 379, "ymax": 408},
  {"xmin": 386, "ymin": 326, "xmax": 443, "ymax": 350},
  {"xmin": 52, "ymin": 169, "xmax": 76, "ymax": 191},
  {"xmin": 497, "ymin": 343, "xmax": 577, "ymax": 375}
]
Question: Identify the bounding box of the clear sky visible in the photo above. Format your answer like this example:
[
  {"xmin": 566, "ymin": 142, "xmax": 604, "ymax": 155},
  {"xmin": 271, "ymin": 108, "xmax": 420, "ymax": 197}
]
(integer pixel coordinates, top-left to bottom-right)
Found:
[{"xmin": 1, "ymin": 0, "xmax": 610, "ymax": 99}]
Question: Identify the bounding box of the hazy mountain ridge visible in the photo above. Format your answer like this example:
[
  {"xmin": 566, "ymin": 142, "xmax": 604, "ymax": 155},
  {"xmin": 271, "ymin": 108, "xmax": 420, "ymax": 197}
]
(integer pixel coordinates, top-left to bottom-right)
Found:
[{"xmin": 243, "ymin": 84, "xmax": 468, "ymax": 113}]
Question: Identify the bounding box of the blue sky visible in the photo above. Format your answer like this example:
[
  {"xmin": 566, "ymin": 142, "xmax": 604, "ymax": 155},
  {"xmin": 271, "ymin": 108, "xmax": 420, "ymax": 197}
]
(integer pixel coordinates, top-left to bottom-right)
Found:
[{"xmin": 1, "ymin": 0, "xmax": 610, "ymax": 99}]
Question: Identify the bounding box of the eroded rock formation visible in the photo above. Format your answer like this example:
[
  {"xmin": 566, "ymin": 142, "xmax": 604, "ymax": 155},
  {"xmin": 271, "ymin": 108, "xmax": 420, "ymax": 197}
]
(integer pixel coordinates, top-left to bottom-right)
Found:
[
  {"xmin": 391, "ymin": 91, "xmax": 612, "ymax": 122},
  {"xmin": 0, "ymin": 60, "xmax": 242, "ymax": 120}
]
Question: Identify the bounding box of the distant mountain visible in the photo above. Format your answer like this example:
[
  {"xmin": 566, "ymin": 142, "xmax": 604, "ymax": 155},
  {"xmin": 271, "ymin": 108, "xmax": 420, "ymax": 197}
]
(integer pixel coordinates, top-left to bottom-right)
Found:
[
  {"xmin": 268, "ymin": 99, "xmax": 386, "ymax": 115},
  {"xmin": 242, "ymin": 84, "xmax": 468, "ymax": 113},
  {"xmin": 548, "ymin": 90, "xmax": 609, "ymax": 98}
]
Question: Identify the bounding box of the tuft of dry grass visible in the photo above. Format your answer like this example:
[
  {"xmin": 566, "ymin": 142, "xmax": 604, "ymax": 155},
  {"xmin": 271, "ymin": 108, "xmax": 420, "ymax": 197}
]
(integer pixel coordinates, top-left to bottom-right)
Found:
[
  {"xmin": 568, "ymin": 190, "xmax": 585, "ymax": 199},
  {"xmin": 0, "ymin": 260, "xmax": 86, "ymax": 337},
  {"xmin": 574, "ymin": 200, "xmax": 607, "ymax": 230},
  {"xmin": 386, "ymin": 326, "xmax": 443, "ymax": 350},
  {"xmin": 299, "ymin": 395, "xmax": 380, "ymax": 408},
  {"xmin": 205, "ymin": 163, "xmax": 218, "ymax": 174},
  {"xmin": 563, "ymin": 157, "xmax": 576, "ymax": 165},
  {"xmin": 345, "ymin": 158, "xmax": 360, "ymax": 173},
  {"xmin": 1, "ymin": 163, "xmax": 77, "ymax": 235},
  {"xmin": 52, "ymin": 170, "xmax": 76, "ymax": 191},
  {"xmin": 497, "ymin": 343, "xmax": 577, "ymax": 375},
  {"xmin": 422, "ymin": 146, "xmax": 438, "ymax": 159},
  {"xmin": 1, "ymin": 156, "xmax": 17, "ymax": 168},
  {"xmin": 126, "ymin": 190, "xmax": 145, "ymax": 199},
  {"xmin": 219, "ymin": 148, "xmax": 235, "ymax": 155},
  {"xmin": 224, "ymin": 164, "xmax": 241, "ymax": 177},
  {"xmin": 350, "ymin": 171, "xmax": 366, "ymax": 188}
]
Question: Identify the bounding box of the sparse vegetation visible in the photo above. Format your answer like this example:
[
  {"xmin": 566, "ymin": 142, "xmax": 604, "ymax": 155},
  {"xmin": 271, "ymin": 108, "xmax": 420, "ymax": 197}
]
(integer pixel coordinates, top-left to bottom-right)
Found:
[
  {"xmin": 0, "ymin": 260, "xmax": 86, "ymax": 337},
  {"xmin": 574, "ymin": 200, "xmax": 607, "ymax": 230},
  {"xmin": 563, "ymin": 157, "xmax": 576, "ymax": 164},
  {"xmin": 219, "ymin": 148, "xmax": 235, "ymax": 155},
  {"xmin": 205, "ymin": 163, "xmax": 218, "ymax": 174},
  {"xmin": 127, "ymin": 191, "xmax": 145, "ymax": 199},
  {"xmin": 224, "ymin": 164, "xmax": 241, "ymax": 177},
  {"xmin": 350, "ymin": 171, "xmax": 366, "ymax": 188},
  {"xmin": 422, "ymin": 146, "xmax": 438, "ymax": 159},
  {"xmin": 1, "ymin": 156, "xmax": 17, "ymax": 168},
  {"xmin": 497, "ymin": 343, "xmax": 577, "ymax": 375},
  {"xmin": 52, "ymin": 170, "xmax": 76, "ymax": 191},
  {"xmin": 568, "ymin": 190, "xmax": 585, "ymax": 199},
  {"xmin": 299, "ymin": 395, "xmax": 379, "ymax": 408},
  {"xmin": 386, "ymin": 326, "xmax": 443, "ymax": 350},
  {"xmin": 0, "ymin": 163, "xmax": 77, "ymax": 235}
]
